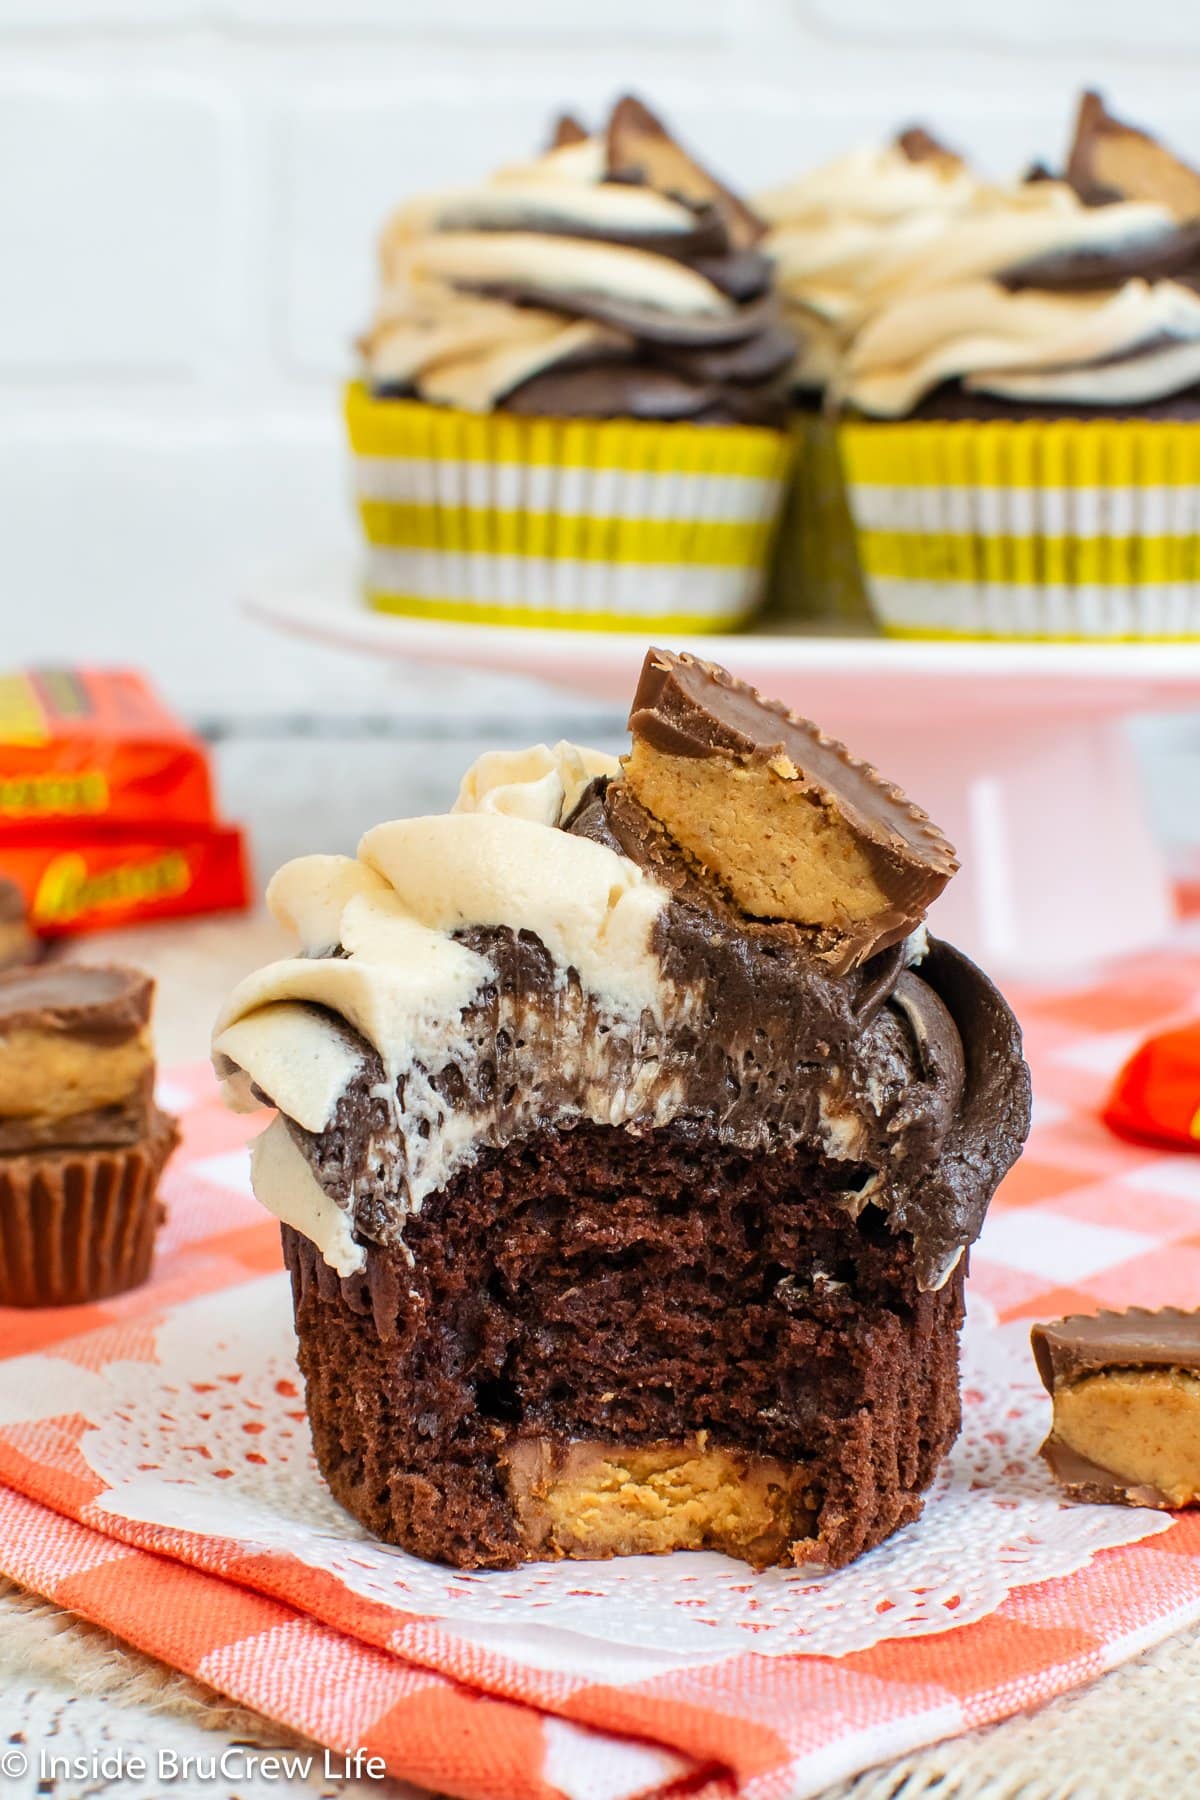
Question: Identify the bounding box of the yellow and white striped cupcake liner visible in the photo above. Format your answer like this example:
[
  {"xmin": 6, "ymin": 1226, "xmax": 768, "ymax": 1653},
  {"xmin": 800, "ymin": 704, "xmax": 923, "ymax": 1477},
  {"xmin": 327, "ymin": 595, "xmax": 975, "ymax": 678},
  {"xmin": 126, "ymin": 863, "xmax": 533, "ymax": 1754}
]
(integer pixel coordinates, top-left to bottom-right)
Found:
[
  {"xmin": 345, "ymin": 383, "xmax": 792, "ymax": 633},
  {"xmin": 839, "ymin": 417, "xmax": 1200, "ymax": 641},
  {"xmin": 764, "ymin": 409, "xmax": 872, "ymax": 627}
]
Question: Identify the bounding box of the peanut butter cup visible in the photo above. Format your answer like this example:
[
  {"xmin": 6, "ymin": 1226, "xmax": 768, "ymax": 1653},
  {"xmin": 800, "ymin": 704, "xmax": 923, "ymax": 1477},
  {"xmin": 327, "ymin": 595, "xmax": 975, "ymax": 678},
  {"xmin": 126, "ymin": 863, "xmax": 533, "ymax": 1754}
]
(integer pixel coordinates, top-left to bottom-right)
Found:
[
  {"xmin": 1033, "ymin": 1308, "xmax": 1200, "ymax": 1508},
  {"xmin": 0, "ymin": 963, "xmax": 177, "ymax": 1306},
  {"xmin": 625, "ymin": 649, "xmax": 958, "ymax": 971}
]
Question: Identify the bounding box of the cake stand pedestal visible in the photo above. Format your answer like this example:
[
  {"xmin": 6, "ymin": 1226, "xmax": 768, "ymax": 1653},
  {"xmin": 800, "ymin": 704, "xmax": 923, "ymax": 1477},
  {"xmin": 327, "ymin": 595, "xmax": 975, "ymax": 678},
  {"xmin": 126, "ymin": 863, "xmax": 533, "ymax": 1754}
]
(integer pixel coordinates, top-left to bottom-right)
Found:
[{"xmin": 245, "ymin": 571, "xmax": 1200, "ymax": 978}]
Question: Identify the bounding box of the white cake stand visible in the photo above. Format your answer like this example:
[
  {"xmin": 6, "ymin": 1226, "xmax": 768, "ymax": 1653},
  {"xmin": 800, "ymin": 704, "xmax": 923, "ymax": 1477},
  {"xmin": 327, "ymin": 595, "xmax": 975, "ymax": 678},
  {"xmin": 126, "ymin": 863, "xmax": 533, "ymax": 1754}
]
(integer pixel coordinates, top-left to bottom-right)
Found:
[{"xmin": 246, "ymin": 569, "xmax": 1200, "ymax": 978}]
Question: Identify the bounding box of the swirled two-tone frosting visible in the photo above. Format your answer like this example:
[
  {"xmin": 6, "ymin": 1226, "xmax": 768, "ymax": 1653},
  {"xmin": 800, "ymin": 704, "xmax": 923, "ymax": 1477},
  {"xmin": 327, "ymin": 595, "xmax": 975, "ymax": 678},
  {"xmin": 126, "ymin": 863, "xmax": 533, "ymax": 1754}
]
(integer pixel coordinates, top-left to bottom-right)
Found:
[
  {"xmin": 758, "ymin": 130, "xmax": 979, "ymax": 391},
  {"xmin": 836, "ymin": 95, "xmax": 1200, "ymax": 417},
  {"xmin": 843, "ymin": 275, "xmax": 1200, "ymax": 417},
  {"xmin": 359, "ymin": 97, "xmax": 795, "ymax": 426},
  {"xmin": 758, "ymin": 95, "xmax": 1200, "ymax": 415}
]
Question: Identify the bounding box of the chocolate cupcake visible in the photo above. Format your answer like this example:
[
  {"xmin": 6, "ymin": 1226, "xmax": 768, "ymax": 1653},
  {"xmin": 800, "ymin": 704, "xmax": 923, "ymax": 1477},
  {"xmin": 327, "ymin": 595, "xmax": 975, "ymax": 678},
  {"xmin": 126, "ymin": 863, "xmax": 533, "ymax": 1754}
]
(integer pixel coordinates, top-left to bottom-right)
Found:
[
  {"xmin": 0, "ymin": 965, "xmax": 178, "ymax": 1307},
  {"xmin": 216, "ymin": 654, "xmax": 1029, "ymax": 1572},
  {"xmin": 835, "ymin": 93, "xmax": 1200, "ymax": 640},
  {"xmin": 348, "ymin": 98, "xmax": 794, "ymax": 632}
]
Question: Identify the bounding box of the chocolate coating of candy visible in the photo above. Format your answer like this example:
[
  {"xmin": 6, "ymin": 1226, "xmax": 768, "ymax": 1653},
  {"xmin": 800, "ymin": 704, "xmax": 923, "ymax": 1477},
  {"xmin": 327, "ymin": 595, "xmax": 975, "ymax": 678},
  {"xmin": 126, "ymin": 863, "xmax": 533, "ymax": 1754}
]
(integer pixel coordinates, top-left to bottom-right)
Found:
[
  {"xmin": 896, "ymin": 125, "xmax": 960, "ymax": 165},
  {"xmin": 548, "ymin": 113, "xmax": 588, "ymax": 150},
  {"xmin": 0, "ymin": 1106, "xmax": 177, "ymax": 1307},
  {"xmin": 1066, "ymin": 90, "xmax": 1200, "ymax": 219},
  {"xmin": 0, "ymin": 963, "xmax": 152, "ymax": 1045},
  {"xmin": 1038, "ymin": 1435, "xmax": 1178, "ymax": 1510},
  {"xmin": 1032, "ymin": 1306, "xmax": 1200, "ymax": 1390},
  {"xmin": 0, "ymin": 881, "xmax": 37, "ymax": 974},
  {"xmin": 605, "ymin": 94, "xmax": 766, "ymax": 253}
]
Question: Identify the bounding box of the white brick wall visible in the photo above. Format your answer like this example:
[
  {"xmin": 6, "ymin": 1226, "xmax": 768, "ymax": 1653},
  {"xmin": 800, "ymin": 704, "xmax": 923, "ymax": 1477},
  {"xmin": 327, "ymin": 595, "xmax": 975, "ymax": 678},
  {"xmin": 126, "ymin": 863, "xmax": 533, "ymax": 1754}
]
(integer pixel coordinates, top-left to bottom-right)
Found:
[{"xmin": 2, "ymin": 3, "xmax": 1200, "ymax": 717}]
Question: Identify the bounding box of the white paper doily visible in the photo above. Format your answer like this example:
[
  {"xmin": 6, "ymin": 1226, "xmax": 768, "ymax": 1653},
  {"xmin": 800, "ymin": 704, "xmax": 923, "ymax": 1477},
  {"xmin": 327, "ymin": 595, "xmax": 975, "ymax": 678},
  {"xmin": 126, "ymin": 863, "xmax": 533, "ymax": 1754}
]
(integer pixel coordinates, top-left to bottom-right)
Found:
[{"xmin": 0, "ymin": 1274, "xmax": 1159, "ymax": 1674}]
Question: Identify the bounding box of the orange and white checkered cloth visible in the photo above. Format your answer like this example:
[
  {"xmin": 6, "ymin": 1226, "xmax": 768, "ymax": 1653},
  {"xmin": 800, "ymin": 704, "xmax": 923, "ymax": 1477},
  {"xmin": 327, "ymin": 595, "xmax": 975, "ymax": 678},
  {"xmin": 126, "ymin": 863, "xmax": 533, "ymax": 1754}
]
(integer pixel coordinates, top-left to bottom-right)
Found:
[{"xmin": 4, "ymin": 943, "xmax": 1200, "ymax": 1800}]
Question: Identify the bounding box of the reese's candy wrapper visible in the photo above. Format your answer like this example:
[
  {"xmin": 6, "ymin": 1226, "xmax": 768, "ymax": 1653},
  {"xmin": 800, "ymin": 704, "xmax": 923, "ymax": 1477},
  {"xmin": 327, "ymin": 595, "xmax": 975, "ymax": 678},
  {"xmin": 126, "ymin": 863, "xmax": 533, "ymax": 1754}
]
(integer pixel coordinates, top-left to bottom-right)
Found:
[
  {"xmin": 0, "ymin": 668, "xmax": 213, "ymax": 833},
  {"xmin": 1104, "ymin": 1022, "xmax": 1200, "ymax": 1151},
  {"xmin": 0, "ymin": 826, "xmax": 250, "ymax": 936}
]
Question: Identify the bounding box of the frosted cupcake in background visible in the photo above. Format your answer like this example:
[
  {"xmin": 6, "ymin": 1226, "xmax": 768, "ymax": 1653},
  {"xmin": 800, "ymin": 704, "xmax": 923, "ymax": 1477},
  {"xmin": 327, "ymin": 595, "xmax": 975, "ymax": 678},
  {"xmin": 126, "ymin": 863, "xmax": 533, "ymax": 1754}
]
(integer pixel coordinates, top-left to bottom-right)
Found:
[
  {"xmin": 350, "ymin": 98, "xmax": 795, "ymax": 634},
  {"xmin": 836, "ymin": 93, "xmax": 1200, "ymax": 641},
  {"xmin": 759, "ymin": 128, "xmax": 977, "ymax": 400},
  {"xmin": 755, "ymin": 128, "xmax": 977, "ymax": 625}
]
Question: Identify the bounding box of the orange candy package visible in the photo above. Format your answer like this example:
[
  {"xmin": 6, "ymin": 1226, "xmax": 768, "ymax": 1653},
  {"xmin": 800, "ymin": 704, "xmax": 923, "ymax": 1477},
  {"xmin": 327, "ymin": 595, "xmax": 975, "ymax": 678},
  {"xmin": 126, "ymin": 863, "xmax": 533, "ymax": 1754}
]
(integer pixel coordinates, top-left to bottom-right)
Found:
[
  {"xmin": 1105, "ymin": 1023, "xmax": 1200, "ymax": 1151},
  {"xmin": 0, "ymin": 668, "xmax": 250, "ymax": 935}
]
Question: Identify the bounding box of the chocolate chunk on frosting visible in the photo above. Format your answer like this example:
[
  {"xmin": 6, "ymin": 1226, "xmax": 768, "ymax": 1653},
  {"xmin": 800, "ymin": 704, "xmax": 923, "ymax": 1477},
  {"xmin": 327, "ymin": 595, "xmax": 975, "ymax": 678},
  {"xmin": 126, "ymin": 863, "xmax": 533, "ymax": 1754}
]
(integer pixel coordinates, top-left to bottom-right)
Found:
[
  {"xmin": 1033, "ymin": 1308, "xmax": 1200, "ymax": 1509},
  {"xmin": 0, "ymin": 963, "xmax": 157, "ymax": 1156},
  {"xmin": 623, "ymin": 648, "xmax": 958, "ymax": 971},
  {"xmin": 895, "ymin": 125, "xmax": 962, "ymax": 168},
  {"xmin": 548, "ymin": 113, "xmax": 589, "ymax": 151},
  {"xmin": 1067, "ymin": 91, "xmax": 1200, "ymax": 220},
  {"xmin": 606, "ymin": 94, "xmax": 766, "ymax": 253}
]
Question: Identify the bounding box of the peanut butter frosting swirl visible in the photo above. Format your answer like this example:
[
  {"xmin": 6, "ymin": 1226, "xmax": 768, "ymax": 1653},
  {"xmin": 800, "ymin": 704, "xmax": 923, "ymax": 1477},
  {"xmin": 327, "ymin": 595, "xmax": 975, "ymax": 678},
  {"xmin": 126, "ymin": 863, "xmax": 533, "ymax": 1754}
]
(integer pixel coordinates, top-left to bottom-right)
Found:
[
  {"xmin": 360, "ymin": 96, "xmax": 794, "ymax": 426},
  {"xmin": 758, "ymin": 132, "xmax": 979, "ymax": 390}
]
